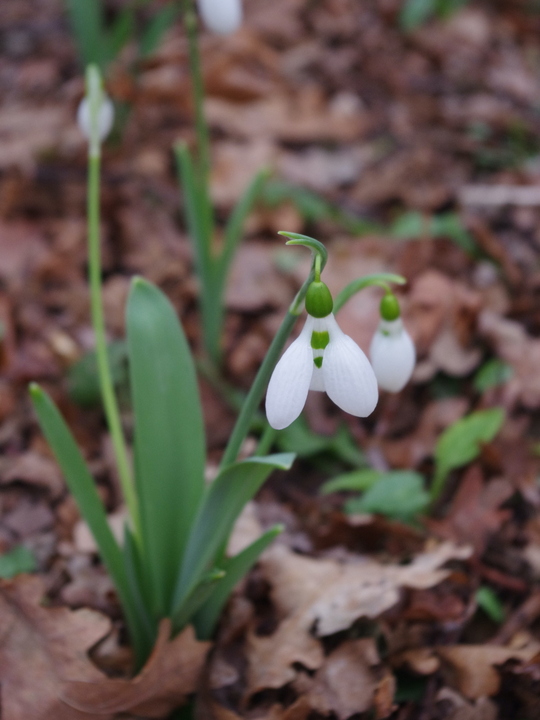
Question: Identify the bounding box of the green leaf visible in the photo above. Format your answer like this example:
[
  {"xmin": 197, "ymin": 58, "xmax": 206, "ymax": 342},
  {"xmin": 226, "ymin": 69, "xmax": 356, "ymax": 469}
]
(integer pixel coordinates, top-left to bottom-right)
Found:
[
  {"xmin": 400, "ymin": 0, "xmax": 436, "ymax": 30},
  {"xmin": 320, "ymin": 469, "xmax": 382, "ymax": 495},
  {"xmin": 474, "ymin": 359, "xmax": 513, "ymax": 393},
  {"xmin": 174, "ymin": 453, "xmax": 294, "ymax": 611},
  {"xmin": 171, "ymin": 568, "xmax": 225, "ymax": 633},
  {"xmin": 431, "ymin": 408, "xmax": 505, "ymax": 501},
  {"xmin": 344, "ymin": 471, "xmax": 429, "ymax": 521},
  {"xmin": 65, "ymin": 0, "xmax": 109, "ymax": 69},
  {"xmin": 476, "ymin": 586, "xmax": 505, "ymax": 623},
  {"xmin": 220, "ymin": 169, "xmax": 269, "ymax": 283},
  {"xmin": 107, "ymin": 9, "xmax": 134, "ymax": 62},
  {"xmin": 127, "ymin": 278, "xmax": 206, "ymax": 616},
  {"xmin": 68, "ymin": 340, "xmax": 129, "ymax": 408},
  {"xmin": 139, "ymin": 2, "xmax": 179, "ymax": 57},
  {"xmin": 0, "ymin": 546, "xmax": 36, "ymax": 578},
  {"xmin": 29, "ymin": 384, "xmax": 148, "ymax": 660},
  {"xmin": 195, "ymin": 524, "xmax": 283, "ymax": 639}
]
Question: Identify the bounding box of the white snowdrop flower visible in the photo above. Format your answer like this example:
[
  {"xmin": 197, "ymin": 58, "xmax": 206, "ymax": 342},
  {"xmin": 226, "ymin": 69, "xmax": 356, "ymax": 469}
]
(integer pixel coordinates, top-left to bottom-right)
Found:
[
  {"xmin": 370, "ymin": 316, "xmax": 416, "ymax": 393},
  {"xmin": 77, "ymin": 94, "xmax": 114, "ymax": 147},
  {"xmin": 197, "ymin": 0, "xmax": 242, "ymax": 34},
  {"xmin": 266, "ymin": 280, "xmax": 378, "ymax": 430}
]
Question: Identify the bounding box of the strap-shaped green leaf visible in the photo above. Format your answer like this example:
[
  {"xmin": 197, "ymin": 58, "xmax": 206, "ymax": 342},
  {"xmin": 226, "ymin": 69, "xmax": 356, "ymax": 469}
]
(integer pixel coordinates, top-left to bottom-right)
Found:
[
  {"xmin": 194, "ymin": 524, "xmax": 283, "ymax": 639},
  {"xmin": 127, "ymin": 278, "xmax": 206, "ymax": 616},
  {"xmin": 171, "ymin": 568, "xmax": 225, "ymax": 633},
  {"xmin": 173, "ymin": 453, "xmax": 294, "ymax": 611},
  {"xmin": 29, "ymin": 384, "xmax": 148, "ymax": 658}
]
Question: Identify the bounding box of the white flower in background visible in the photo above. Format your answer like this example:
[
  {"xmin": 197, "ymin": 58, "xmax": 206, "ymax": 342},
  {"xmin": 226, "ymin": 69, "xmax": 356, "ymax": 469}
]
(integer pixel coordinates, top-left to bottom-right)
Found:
[
  {"xmin": 77, "ymin": 93, "xmax": 114, "ymax": 146},
  {"xmin": 197, "ymin": 0, "xmax": 242, "ymax": 34},
  {"xmin": 266, "ymin": 281, "xmax": 378, "ymax": 430},
  {"xmin": 369, "ymin": 295, "xmax": 416, "ymax": 392}
]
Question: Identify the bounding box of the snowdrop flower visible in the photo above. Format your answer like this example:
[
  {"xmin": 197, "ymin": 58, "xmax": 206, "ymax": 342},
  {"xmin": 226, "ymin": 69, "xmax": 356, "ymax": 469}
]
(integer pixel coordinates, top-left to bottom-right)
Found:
[
  {"xmin": 77, "ymin": 65, "xmax": 114, "ymax": 155},
  {"xmin": 266, "ymin": 280, "xmax": 378, "ymax": 430},
  {"xmin": 197, "ymin": 0, "xmax": 242, "ymax": 34},
  {"xmin": 369, "ymin": 294, "xmax": 415, "ymax": 393}
]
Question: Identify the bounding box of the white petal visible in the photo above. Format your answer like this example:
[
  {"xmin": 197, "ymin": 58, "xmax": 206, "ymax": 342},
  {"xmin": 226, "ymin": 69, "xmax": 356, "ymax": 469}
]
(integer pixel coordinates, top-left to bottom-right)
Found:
[
  {"xmin": 197, "ymin": 0, "xmax": 242, "ymax": 34},
  {"xmin": 370, "ymin": 319, "xmax": 416, "ymax": 392},
  {"xmin": 309, "ymin": 365, "xmax": 326, "ymax": 391},
  {"xmin": 77, "ymin": 95, "xmax": 114, "ymax": 144},
  {"xmin": 322, "ymin": 315, "xmax": 378, "ymax": 417},
  {"xmin": 266, "ymin": 317, "xmax": 314, "ymax": 430}
]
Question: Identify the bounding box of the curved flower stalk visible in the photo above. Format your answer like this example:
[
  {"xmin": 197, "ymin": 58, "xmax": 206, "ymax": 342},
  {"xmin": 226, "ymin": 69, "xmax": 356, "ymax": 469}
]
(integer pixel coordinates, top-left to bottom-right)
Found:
[
  {"xmin": 369, "ymin": 294, "xmax": 416, "ymax": 392},
  {"xmin": 266, "ymin": 276, "xmax": 378, "ymax": 430},
  {"xmin": 197, "ymin": 0, "xmax": 242, "ymax": 34}
]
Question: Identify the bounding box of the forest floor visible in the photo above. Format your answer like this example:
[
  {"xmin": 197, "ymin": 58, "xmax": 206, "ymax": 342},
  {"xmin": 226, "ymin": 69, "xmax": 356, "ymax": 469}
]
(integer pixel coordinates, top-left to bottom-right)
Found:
[{"xmin": 2, "ymin": 0, "xmax": 540, "ymax": 718}]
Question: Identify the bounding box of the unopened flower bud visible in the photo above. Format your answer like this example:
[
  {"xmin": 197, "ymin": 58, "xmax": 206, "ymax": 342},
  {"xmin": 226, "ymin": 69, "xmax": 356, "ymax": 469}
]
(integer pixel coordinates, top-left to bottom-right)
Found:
[
  {"xmin": 197, "ymin": 0, "xmax": 242, "ymax": 34},
  {"xmin": 77, "ymin": 94, "xmax": 114, "ymax": 146},
  {"xmin": 370, "ymin": 317, "xmax": 415, "ymax": 393}
]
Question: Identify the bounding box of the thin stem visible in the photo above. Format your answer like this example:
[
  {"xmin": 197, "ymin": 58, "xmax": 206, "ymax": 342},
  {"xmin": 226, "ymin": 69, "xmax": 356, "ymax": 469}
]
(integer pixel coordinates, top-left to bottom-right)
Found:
[
  {"xmin": 87, "ymin": 153, "xmax": 141, "ymax": 536},
  {"xmin": 184, "ymin": 3, "xmax": 211, "ymax": 186},
  {"xmin": 255, "ymin": 423, "xmax": 277, "ymax": 456},
  {"xmin": 333, "ymin": 273, "xmax": 406, "ymax": 314},
  {"xmin": 220, "ymin": 271, "xmax": 315, "ymax": 469}
]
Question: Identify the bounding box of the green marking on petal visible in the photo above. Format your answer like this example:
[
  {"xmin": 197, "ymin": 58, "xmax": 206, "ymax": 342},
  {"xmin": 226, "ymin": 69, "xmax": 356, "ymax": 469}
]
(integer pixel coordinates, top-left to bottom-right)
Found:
[
  {"xmin": 314, "ymin": 357, "xmax": 323, "ymax": 368},
  {"xmin": 311, "ymin": 331, "xmax": 330, "ymax": 350}
]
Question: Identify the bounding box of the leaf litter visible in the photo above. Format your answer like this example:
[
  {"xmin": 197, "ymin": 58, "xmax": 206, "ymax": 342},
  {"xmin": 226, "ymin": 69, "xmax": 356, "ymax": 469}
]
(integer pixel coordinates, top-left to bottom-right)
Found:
[{"xmin": 3, "ymin": 0, "xmax": 540, "ymax": 717}]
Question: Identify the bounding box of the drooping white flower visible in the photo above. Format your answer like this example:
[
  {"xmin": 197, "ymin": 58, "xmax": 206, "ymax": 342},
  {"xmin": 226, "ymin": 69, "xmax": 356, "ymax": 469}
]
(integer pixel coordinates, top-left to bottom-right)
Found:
[
  {"xmin": 197, "ymin": 0, "xmax": 242, "ymax": 34},
  {"xmin": 77, "ymin": 94, "xmax": 114, "ymax": 146},
  {"xmin": 266, "ymin": 313, "xmax": 378, "ymax": 430},
  {"xmin": 369, "ymin": 317, "xmax": 416, "ymax": 392}
]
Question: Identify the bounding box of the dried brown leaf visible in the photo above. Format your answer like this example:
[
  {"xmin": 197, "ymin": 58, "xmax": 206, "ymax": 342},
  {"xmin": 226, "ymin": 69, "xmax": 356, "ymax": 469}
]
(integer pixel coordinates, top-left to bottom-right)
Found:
[
  {"xmin": 245, "ymin": 543, "xmax": 471, "ymax": 695},
  {"xmin": 62, "ymin": 619, "xmax": 211, "ymax": 717},
  {"xmin": 0, "ymin": 575, "xmax": 112, "ymax": 720}
]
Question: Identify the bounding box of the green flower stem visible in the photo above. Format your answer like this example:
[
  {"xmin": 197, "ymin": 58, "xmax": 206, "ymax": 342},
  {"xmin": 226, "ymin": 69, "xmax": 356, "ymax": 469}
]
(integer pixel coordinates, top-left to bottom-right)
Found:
[
  {"xmin": 87, "ymin": 152, "xmax": 140, "ymax": 538},
  {"xmin": 333, "ymin": 273, "xmax": 406, "ymax": 313},
  {"xmin": 255, "ymin": 423, "xmax": 277, "ymax": 456},
  {"xmin": 219, "ymin": 271, "xmax": 315, "ymax": 469},
  {"xmin": 184, "ymin": 2, "xmax": 211, "ymax": 187}
]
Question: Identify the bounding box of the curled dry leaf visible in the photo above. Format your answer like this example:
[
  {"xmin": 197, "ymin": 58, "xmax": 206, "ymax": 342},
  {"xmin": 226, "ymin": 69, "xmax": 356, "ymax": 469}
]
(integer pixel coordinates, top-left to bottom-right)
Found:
[
  {"xmin": 245, "ymin": 542, "xmax": 471, "ymax": 695},
  {"xmin": 437, "ymin": 644, "xmax": 540, "ymax": 700},
  {"xmin": 0, "ymin": 574, "xmax": 112, "ymax": 720},
  {"xmin": 62, "ymin": 619, "xmax": 211, "ymax": 717}
]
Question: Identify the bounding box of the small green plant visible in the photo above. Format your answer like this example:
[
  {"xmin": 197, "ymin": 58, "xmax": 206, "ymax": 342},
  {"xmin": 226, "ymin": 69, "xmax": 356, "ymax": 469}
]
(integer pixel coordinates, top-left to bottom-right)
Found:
[
  {"xmin": 391, "ymin": 210, "xmax": 478, "ymax": 256},
  {"xmin": 0, "ymin": 546, "xmax": 36, "ymax": 579},
  {"xmin": 322, "ymin": 408, "xmax": 505, "ymax": 521},
  {"xmin": 65, "ymin": 0, "xmax": 180, "ymax": 73},
  {"xmin": 399, "ymin": 0, "xmax": 469, "ymax": 31},
  {"xmin": 32, "ymin": 67, "xmax": 411, "ymax": 673}
]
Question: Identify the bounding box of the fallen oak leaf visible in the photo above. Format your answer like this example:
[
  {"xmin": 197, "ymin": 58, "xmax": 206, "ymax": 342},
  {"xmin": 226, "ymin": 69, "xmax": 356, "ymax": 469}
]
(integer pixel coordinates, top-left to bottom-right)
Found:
[
  {"xmin": 62, "ymin": 619, "xmax": 211, "ymax": 717},
  {"xmin": 0, "ymin": 574, "xmax": 112, "ymax": 720},
  {"xmin": 246, "ymin": 542, "xmax": 471, "ymax": 695},
  {"xmin": 436, "ymin": 644, "xmax": 540, "ymax": 700}
]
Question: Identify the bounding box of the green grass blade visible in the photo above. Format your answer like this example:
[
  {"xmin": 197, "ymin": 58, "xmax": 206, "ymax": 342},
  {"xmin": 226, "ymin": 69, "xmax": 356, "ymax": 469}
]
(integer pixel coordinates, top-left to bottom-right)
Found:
[
  {"xmin": 195, "ymin": 525, "xmax": 283, "ymax": 639},
  {"xmin": 127, "ymin": 277, "xmax": 206, "ymax": 616},
  {"xmin": 174, "ymin": 454, "xmax": 294, "ymax": 610}
]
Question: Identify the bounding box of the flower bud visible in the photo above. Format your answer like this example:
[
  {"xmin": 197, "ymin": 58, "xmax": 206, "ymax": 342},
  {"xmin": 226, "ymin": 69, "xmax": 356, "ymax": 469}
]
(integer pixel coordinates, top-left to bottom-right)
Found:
[
  {"xmin": 369, "ymin": 318, "xmax": 415, "ymax": 393},
  {"xmin": 77, "ymin": 94, "xmax": 114, "ymax": 146},
  {"xmin": 197, "ymin": 0, "xmax": 242, "ymax": 34}
]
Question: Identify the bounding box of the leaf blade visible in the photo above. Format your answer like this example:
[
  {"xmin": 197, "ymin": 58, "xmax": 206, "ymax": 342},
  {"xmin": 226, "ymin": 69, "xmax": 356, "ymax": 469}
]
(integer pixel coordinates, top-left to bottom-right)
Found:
[{"xmin": 127, "ymin": 278, "xmax": 206, "ymax": 616}]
